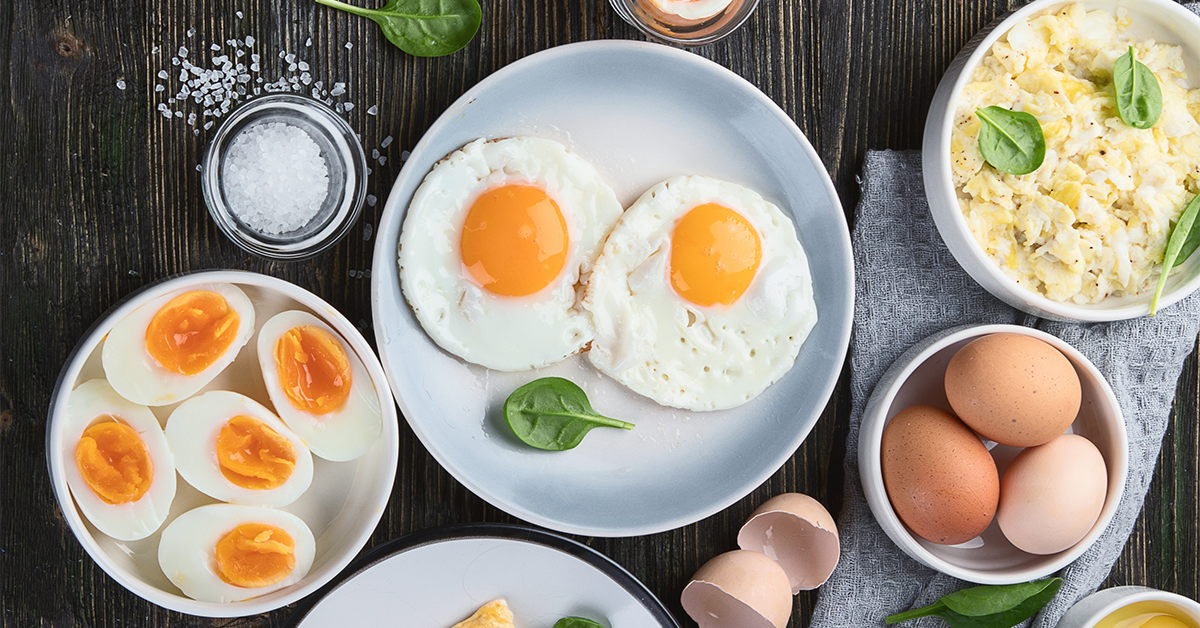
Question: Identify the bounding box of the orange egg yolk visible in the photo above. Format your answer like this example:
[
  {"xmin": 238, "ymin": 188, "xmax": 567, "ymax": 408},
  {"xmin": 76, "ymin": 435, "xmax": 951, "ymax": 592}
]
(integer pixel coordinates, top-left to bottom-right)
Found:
[
  {"xmin": 145, "ymin": 291, "xmax": 240, "ymax": 376},
  {"xmin": 75, "ymin": 417, "xmax": 154, "ymax": 505},
  {"xmin": 214, "ymin": 523, "xmax": 296, "ymax": 588},
  {"xmin": 274, "ymin": 325, "xmax": 352, "ymax": 415},
  {"xmin": 216, "ymin": 416, "xmax": 297, "ymax": 490},
  {"xmin": 459, "ymin": 184, "xmax": 569, "ymax": 296},
  {"xmin": 669, "ymin": 203, "xmax": 762, "ymax": 306}
]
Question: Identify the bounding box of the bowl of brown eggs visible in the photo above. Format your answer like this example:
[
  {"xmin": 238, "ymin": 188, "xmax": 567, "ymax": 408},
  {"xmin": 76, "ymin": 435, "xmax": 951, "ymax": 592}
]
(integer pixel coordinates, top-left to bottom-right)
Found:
[{"xmin": 858, "ymin": 324, "xmax": 1128, "ymax": 584}]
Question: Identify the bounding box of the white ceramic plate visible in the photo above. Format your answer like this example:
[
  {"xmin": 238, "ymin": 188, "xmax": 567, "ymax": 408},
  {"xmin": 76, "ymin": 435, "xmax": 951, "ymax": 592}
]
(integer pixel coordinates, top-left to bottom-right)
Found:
[
  {"xmin": 371, "ymin": 40, "xmax": 853, "ymax": 536},
  {"xmin": 45, "ymin": 270, "xmax": 399, "ymax": 616},
  {"xmin": 287, "ymin": 524, "xmax": 679, "ymax": 627}
]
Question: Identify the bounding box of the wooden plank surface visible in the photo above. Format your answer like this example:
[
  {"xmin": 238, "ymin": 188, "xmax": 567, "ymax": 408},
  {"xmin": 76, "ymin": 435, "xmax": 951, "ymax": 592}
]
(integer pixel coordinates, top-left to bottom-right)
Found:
[{"xmin": 1, "ymin": 0, "xmax": 1197, "ymax": 626}]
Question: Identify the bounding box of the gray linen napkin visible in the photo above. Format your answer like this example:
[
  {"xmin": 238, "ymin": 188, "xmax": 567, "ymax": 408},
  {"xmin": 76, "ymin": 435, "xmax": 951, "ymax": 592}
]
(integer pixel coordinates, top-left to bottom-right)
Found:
[{"xmin": 809, "ymin": 150, "xmax": 1200, "ymax": 628}]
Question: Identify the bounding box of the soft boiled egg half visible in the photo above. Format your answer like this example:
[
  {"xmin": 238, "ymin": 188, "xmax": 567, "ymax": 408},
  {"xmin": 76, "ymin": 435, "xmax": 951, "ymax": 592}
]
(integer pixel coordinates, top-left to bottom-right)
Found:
[
  {"xmin": 583, "ymin": 175, "xmax": 817, "ymax": 411},
  {"xmin": 103, "ymin": 284, "xmax": 255, "ymax": 406},
  {"xmin": 166, "ymin": 391, "xmax": 314, "ymax": 507},
  {"xmin": 398, "ymin": 136, "xmax": 624, "ymax": 371},
  {"xmin": 157, "ymin": 503, "xmax": 315, "ymax": 603},
  {"xmin": 257, "ymin": 310, "xmax": 382, "ymax": 462},
  {"xmin": 62, "ymin": 379, "xmax": 177, "ymax": 541}
]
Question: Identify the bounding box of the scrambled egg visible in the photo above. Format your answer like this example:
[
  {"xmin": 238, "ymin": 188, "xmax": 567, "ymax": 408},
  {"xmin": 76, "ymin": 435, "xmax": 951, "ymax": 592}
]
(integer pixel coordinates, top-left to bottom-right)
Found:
[
  {"xmin": 952, "ymin": 4, "xmax": 1200, "ymax": 303},
  {"xmin": 451, "ymin": 599, "xmax": 515, "ymax": 628}
]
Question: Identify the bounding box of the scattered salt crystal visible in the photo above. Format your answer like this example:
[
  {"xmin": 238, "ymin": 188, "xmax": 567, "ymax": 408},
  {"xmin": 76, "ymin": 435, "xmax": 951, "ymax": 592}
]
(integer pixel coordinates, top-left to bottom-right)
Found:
[
  {"xmin": 116, "ymin": 79, "xmax": 126, "ymax": 90},
  {"xmin": 187, "ymin": 112, "xmax": 197, "ymax": 124},
  {"xmin": 367, "ymin": 167, "xmax": 373, "ymax": 176},
  {"xmin": 174, "ymin": 110, "xmax": 183, "ymax": 118},
  {"xmin": 298, "ymin": 61, "xmax": 309, "ymax": 71},
  {"xmin": 367, "ymin": 195, "xmax": 377, "ymax": 207},
  {"xmin": 363, "ymin": 223, "xmax": 374, "ymax": 240},
  {"xmin": 152, "ymin": 45, "xmax": 160, "ymax": 53},
  {"xmin": 187, "ymin": 28, "xmax": 196, "ymax": 37},
  {"xmin": 155, "ymin": 84, "xmax": 165, "ymax": 92},
  {"xmin": 245, "ymin": 36, "xmax": 255, "ymax": 46},
  {"xmin": 250, "ymin": 63, "xmax": 260, "ymax": 71},
  {"xmin": 211, "ymin": 43, "xmax": 221, "ymax": 51},
  {"xmin": 162, "ymin": 109, "xmax": 173, "ymax": 118},
  {"xmin": 372, "ymin": 149, "xmax": 380, "ymax": 160},
  {"xmin": 172, "ymin": 57, "xmax": 181, "ymax": 65},
  {"xmin": 344, "ymin": 102, "xmax": 354, "ymax": 111},
  {"xmin": 236, "ymin": 49, "xmax": 245, "ymax": 58},
  {"xmin": 380, "ymin": 135, "xmax": 393, "ymax": 148},
  {"xmin": 378, "ymin": 156, "xmax": 386, "ymax": 166},
  {"xmin": 158, "ymin": 70, "xmax": 169, "ymax": 79},
  {"xmin": 196, "ymin": 165, "xmax": 202, "ymax": 171},
  {"xmin": 367, "ymin": 105, "xmax": 378, "ymax": 116},
  {"xmin": 223, "ymin": 121, "xmax": 330, "ymax": 235},
  {"xmin": 335, "ymin": 103, "xmax": 344, "ymax": 113},
  {"xmin": 301, "ymin": 73, "xmax": 311, "ymax": 85},
  {"xmin": 305, "ymin": 37, "xmax": 312, "ymax": 47},
  {"xmin": 194, "ymin": 129, "xmax": 200, "ymax": 136},
  {"xmin": 179, "ymin": 70, "xmax": 188, "ymax": 81},
  {"xmin": 204, "ymin": 121, "xmax": 214, "ymax": 130},
  {"xmin": 345, "ymin": 42, "xmax": 353, "ymax": 50},
  {"xmin": 285, "ymin": 53, "xmax": 296, "ymax": 63},
  {"xmin": 288, "ymin": 63, "xmax": 298, "ymax": 72},
  {"xmin": 236, "ymin": 10, "xmax": 243, "ymax": 18},
  {"xmin": 179, "ymin": 46, "xmax": 188, "ymax": 57},
  {"xmin": 401, "ymin": 150, "xmax": 411, "ymax": 161}
]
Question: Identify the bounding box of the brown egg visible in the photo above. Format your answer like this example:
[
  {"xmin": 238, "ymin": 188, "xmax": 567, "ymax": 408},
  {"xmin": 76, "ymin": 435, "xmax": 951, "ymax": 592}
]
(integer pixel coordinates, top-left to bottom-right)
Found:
[
  {"xmin": 881, "ymin": 405, "xmax": 999, "ymax": 545},
  {"xmin": 944, "ymin": 333, "xmax": 1081, "ymax": 448},
  {"xmin": 997, "ymin": 433, "xmax": 1108, "ymax": 555}
]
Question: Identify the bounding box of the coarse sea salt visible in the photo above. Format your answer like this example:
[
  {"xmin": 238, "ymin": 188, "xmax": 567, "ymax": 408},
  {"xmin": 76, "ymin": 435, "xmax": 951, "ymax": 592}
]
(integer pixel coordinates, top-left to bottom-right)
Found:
[{"xmin": 222, "ymin": 121, "xmax": 329, "ymax": 235}]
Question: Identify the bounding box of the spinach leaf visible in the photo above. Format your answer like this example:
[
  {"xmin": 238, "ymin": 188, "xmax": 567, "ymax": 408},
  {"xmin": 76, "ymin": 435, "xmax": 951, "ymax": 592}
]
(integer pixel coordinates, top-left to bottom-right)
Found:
[
  {"xmin": 314, "ymin": 0, "xmax": 482, "ymax": 57},
  {"xmin": 1114, "ymin": 45, "xmax": 1163, "ymax": 129},
  {"xmin": 885, "ymin": 578, "xmax": 1062, "ymax": 628},
  {"xmin": 553, "ymin": 617, "xmax": 606, "ymax": 628},
  {"xmin": 1151, "ymin": 194, "xmax": 1200, "ymax": 315},
  {"xmin": 976, "ymin": 106, "xmax": 1046, "ymax": 175},
  {"xmin": 504, "ymin": 377, "xmax": 633, "ymax": 451}
]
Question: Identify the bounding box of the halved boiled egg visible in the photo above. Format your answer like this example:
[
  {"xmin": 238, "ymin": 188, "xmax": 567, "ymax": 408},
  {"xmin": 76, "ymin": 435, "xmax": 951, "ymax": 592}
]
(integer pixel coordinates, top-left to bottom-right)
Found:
[
  {"xmin": 583, "ymin": 175, "xmax": 817, "ymax": 411},
  {"xmin": 398, "ymin": 136, "xmax": 624, "ymax": 371},
  {"xmin": 103, "ymin": 284, "xmax": 255, "ymax": 406},
  {"xmin": 157, "ymin": 503, "xmax": 315, "ymax": 603},
  {"xmin": 166, "ymin": 391, "xmax": 314, "ymax": 507},
  {"xmin": 257, "ymin": 310, "xmax": 382, "ymax": 461},
  {"xmin": 62, "ymin": 379, "xmax": 177, "ymax": 541}
]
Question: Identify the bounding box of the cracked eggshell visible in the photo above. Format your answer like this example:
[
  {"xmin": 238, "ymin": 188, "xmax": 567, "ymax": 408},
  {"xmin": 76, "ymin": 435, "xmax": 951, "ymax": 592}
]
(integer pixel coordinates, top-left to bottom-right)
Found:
[
  {"xmin": 681, "ymin": 550, "xmax": 792, "ymax": 628},
  {"xmin": 737, "ymin": 493, "xmax": 840, "ymax": 593}
]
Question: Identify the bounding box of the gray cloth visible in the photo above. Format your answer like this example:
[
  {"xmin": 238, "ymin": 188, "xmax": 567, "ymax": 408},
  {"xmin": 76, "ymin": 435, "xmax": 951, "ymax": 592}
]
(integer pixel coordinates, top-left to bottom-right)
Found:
[{"xmin": 810, "ymin": 150, "xmax": 1200, "ymax": 628}]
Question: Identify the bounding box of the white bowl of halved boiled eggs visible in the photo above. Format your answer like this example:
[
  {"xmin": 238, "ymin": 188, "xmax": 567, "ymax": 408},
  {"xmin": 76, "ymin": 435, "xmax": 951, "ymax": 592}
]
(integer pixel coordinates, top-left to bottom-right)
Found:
[{"xmin": 46, "ymin": 270, "xmax": 398, "ymax": 616}]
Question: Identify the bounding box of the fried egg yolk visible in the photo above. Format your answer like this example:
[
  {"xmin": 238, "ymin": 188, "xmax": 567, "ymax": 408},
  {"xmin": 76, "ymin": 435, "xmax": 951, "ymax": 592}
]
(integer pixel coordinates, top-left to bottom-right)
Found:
[
  {"xmin": 145, "ymin": 290, "xmax": 241, "ymax": 376},
  {"xmin": 215, "ymin": 523, "xmax": 296, "ymax": 588},
  {"xmin": 75, "ymin": 417, "xmax": 154, "ymax": 505},
  {"xmin": 217, "ymin": 416, "xmax": 297, "ymax": 490},
  {"xmin": 274, "ymin": 325, "xmax": 352, "ymax": 415},
  {"xmin": 460, "ymin": 184, "xmax": 569, "ymax": 297},
  {"xmin": 669, "ymin": 203, "xmax": 762, "ymax": 306}
]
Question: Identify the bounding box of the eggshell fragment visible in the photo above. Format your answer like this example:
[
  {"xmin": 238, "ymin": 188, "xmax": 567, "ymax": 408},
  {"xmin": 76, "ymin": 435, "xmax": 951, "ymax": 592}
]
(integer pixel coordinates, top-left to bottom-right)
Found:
[
  {"xmin": 737, "ymin": 493, "xmax": 839, "ymax": 593},
  {"xmin": 681, "ymin": 550, "xmax": 792, "ymax": 628},
  {"xmin": 944, "ymin": 333, "xmax": 1081, "ymax": 447},
  {"xmin": 881, "ymin": 405, "xmax": 999, "ymax": 545},
  {"xmin": 997, "ymin": 433, "xmax": 1107, "ymax": 555}
]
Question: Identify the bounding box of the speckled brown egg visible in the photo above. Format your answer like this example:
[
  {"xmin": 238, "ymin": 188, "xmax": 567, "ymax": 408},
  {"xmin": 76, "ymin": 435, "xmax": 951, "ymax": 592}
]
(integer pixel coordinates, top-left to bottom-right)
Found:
[
  {"xmin": 944, "ymin": 333, "xmax": 1081, "ymax": 448},
  {"xmin": 881, "ymin": 405, "xmax": 999, "ymax": 545}
]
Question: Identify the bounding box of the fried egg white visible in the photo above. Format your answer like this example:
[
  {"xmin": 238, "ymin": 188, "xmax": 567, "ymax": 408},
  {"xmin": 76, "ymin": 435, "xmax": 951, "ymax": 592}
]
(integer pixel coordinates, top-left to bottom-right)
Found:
[
  {"xmin": 103, "ymin": 284, "xmax": 255, "ymax": 406},
  {"xmin": 583, "ymin": 175, "xmax": 817, "ymax": 411},
  {"xmin": 62, "ymin": 379, "xmax": 177, "ymax": 541},
  {"xmin": 157, "ymin": 503, "xmax": 315, "ymax": 603},
  {"xmin": 166, "ymin": 391, "xmax": 314, "ymax": 507},
  {"xmin": 398, "ymin": 136, "xmax": 623, "ymax": 371},
  {"xmin": 257, "ymin": 310, "xmax": 382, "ymax": 462}
]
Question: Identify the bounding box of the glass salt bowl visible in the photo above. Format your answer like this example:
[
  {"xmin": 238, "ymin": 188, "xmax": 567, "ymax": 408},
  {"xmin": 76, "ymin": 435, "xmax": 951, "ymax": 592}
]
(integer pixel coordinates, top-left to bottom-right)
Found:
[
  {"xmin": 201, "ymin": 93, "xmax": 368, "ymax": 260},
  {"xmin": 608, "ymin": 0, "xmax": 760, "ymax": 46}
]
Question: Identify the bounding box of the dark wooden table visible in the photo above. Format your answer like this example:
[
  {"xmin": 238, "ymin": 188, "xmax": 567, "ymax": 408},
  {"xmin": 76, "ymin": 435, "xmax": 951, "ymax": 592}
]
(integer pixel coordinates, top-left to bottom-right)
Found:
[{"xmin": 2, "ymin": 1, "xmax": 1197, "ymax": 626}]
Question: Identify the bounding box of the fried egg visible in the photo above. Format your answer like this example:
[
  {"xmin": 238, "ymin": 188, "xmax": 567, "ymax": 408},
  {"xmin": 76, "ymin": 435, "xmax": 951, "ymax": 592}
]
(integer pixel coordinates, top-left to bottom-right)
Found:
[
  {"xmin": 166, "ymin": 391, "xmax": 314, "ymax": 507},
  {"xmin": 103, "ymin": 284, "xmax": 255, "ymax": 406},
  {"xmin": 398, "ymin": 136, "xmax": 624, "ymax": 371},
  {"xmin": 62, "ymin": 379, "xmax": 177, "ymax": 541},
  {"xmin": 257, "ymin": 310, "xmax": 382, "ymax": 462},
  {"xmin": 583, "ymin": 175, "xmax": 817, "ymax": 411},
  {"xmin": 157, "ymin": 503, "xmax": 315, "ymax": 603}
]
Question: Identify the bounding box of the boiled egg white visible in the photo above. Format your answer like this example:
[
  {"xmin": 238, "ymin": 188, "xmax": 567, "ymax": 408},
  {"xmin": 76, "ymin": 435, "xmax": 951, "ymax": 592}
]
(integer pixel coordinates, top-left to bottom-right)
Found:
[
  {"xmin": 157, "ymin": 503, "xmax": 315, "ymax": 603},
  {"xmin": 165, "ymin": 391, "xmax": 314, "ymax": 507},
  {"xmin": 62, "ymin": 379, "xmax": 177, "ymax": 541},
  {"xmin": 257, "ymin": 310, "xmax": 381, "ymax": 462},
  {"xmin": 649, "ymin": 0, "xmax": 735, "ymax": 20},
  {"xmin": 398, "ymin": 136, "xmax": 624, "ymax": 371},
  {"xmin": 103, "ymin": 283, "xmax": 255, "ymax": 406},
  {"xmin": 583, "ymin": 175, "xmax": 817, "ymax": 411}
]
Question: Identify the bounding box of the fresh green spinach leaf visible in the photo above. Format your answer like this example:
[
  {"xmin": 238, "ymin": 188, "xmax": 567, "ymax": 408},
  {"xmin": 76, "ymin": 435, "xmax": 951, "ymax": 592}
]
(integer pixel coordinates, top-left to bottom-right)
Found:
[
  {"xmin": 885, "ymin": 578, "xmax": 1062, "ymax": 628},
  {"xmin": 1151, "ymin": 194, "xmax": 1200, "ymax": 315},
  {"xmin": 976, "ymin": 106, "xmax": 1046, "ymax": 175},
  {"xmin": 314, "ymin": 0, "xmax": 482, "ymax": 57},
  {"xmin": 504, "ymin": 377, "xmax": 633, "ymax": 451},
  {"xmin": 1114, "ymin": 45, "xmax": 1163, "ymax": 129},
  {"xmin": 552, "ymin": 617, "xmax": 606, "ymax": 628}
]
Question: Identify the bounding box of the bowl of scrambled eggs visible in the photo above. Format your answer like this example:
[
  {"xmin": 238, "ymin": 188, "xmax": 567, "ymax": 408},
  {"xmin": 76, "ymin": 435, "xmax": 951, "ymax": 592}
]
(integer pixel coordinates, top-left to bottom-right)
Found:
[{"xmin": 923, "ymin": 0, "xmax": 1200, "ymax": 320}]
